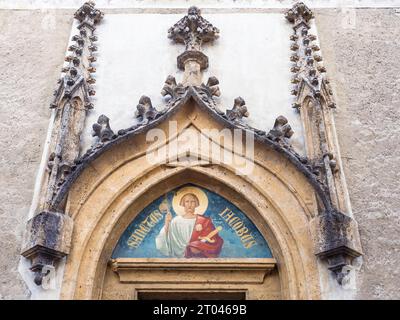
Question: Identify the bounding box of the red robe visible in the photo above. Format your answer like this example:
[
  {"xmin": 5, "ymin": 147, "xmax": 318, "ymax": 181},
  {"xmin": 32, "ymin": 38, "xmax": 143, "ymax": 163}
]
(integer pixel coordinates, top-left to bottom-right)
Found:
[{"xmin": 184, "ymin": 215, "xmax": 223, "ymax": 258}]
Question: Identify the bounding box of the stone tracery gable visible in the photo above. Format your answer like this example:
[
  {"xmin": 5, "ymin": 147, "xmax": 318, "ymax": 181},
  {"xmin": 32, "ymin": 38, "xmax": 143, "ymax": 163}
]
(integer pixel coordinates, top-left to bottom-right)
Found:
[{"xmin": 21, "ymin": 2, "xmax": 362, "ymax": 295}]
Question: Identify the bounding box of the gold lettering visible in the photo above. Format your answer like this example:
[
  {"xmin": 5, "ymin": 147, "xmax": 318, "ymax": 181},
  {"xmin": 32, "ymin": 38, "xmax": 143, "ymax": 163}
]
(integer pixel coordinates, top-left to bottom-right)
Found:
[
  {"xmin": 244, "ymin": 240, "xmax": 257, "ymax": 249},
  {"xmin": 236, "ymin": 226, "xmax": 249, "ymax": 237},
  {"xmin": 219, "ymin": 208, "xmax": 259, "ymax": 250},
  {"xmin": 232, "ymin": 221, "xmax": 244, "ymax": 231},
  {"xmin": 223, "ymin": 210, "xmax": 236, "ymax": 222},
  {"xmin": 240, "ymin": 234, "xmax": 253, "ymax": 242},
  {"xmin": 219, "ymin": 207, "xmax": 230, "ymax": 218},
  {"xmin": 227, "ymin": 216, "xmax": 241, "ymax": 226},
  {"xmin": 127, "ymin": 239, "xmax": 140, "ymax": 248},
  {"xmin": 149, "ymin": 210, "xmax": 162, "ymax": 224},
  {"xmin": 142, "ymin": 216, "xmax": 153, "ymax": 228},
  {"xmin": 132, "ymin": 231, "xmax": 145, "ymax": 240},
  {"xmin": 126, "ymin": 210, "xmax": 163, "ymax": 248}
]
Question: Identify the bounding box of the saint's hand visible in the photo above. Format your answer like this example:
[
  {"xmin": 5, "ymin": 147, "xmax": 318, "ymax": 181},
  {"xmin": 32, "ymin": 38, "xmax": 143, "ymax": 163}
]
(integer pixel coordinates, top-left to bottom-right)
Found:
[{"xmin": 165, "ymin": 212, "xmax": 172, "ymax": 226}]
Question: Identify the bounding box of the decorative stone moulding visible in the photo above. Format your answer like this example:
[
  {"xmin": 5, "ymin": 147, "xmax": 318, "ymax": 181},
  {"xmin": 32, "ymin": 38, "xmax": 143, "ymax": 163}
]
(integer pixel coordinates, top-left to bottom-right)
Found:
[
  {"xmin": 136, "ymin": 95, "xmax": 159, "ymax": 123},
  {"xmin": 111, "ymin": 258, "xmax": 277, "ymax": 284},
  {"xmin": 285, "ymin": 2, "xmax": 362, "ymax": 284},
  {"xmin": 267, "ymin": 116, "xmax": 295, "ymax": 150},
  {"xmin": 21, "ymin": 1, "xmax": 103, "ymax": 286},
  {"xmin": 43, "ymin": 0, "xmax": 103, "ymax": 211},
  {"xmin": 51, "ymin": 1, "xmax": 103, "ymax": 111}
]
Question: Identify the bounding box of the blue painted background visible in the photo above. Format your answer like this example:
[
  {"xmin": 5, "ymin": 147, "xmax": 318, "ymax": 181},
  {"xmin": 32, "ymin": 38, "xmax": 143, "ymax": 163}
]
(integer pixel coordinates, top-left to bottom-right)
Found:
[{"xmin": 112, "ymin": 184, "xmax": 272, "ymax": 258}]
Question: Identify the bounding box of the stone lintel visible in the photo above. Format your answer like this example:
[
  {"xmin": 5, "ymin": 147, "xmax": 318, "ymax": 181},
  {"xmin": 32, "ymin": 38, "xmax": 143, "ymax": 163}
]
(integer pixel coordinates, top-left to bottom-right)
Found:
[{"xmin": 111, "ymin": 258, "xmax": 276, "ymax": 284}]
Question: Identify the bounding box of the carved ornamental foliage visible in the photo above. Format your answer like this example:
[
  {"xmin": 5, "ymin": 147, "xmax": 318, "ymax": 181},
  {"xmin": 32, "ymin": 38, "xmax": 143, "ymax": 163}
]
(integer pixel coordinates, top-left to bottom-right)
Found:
[
  {"xmin": 286, "ymin": 2, "xmax": 334, "ymax": 109},
  {"xmin": 21, "ymin": 3, "xmax": 362, "ymax": 287},
  {"xmin": 51, "ymin": 1, "xmax": 103, "ymax": 110},
  {"xmin": 168, "ymin": 6, "xmax": 219, "ymax": 70},
  {"xmin": 92, "ymin": 115, "xmax": 116, "ymax": 143}
]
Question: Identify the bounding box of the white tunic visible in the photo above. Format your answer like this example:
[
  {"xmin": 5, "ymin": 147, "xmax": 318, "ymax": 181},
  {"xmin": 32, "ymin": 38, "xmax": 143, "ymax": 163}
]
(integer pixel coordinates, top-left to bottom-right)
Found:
[{"xmin": 156, "ymin": 215, "xmax": 196, "ymax": 258}]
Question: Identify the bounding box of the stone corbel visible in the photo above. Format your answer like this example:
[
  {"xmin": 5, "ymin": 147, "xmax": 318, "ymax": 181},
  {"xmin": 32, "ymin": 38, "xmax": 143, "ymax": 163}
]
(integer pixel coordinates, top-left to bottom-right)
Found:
[
  {"xmin": 311, "ymin": 210, "xmax": 362, "ymax": 285},
  {"xmin": 21, "ymin": 211, "xmax": 73, "ymax": 286}
]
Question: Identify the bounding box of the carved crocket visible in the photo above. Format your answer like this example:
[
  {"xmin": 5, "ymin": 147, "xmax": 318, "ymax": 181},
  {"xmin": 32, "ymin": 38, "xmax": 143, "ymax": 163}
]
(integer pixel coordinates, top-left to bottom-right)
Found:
[
  {"xmin": 92, "ymin": 114, "xmax": 115, "ymax": 143},
  {"xmin": 226, "ymin": 97, "xmax": 249, "ymax": 121},
  {"xmin": 136, "ymin": 95, "xmax": 158, "ymax": 122},
  {"xmin": 267, "ymin": 115, "xmax": 294, "ymax": 147}
]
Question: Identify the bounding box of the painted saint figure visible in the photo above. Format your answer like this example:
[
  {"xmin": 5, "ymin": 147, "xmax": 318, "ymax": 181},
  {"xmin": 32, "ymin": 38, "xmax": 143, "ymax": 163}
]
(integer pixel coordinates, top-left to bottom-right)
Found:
[{"xmin": 155, "ymin": 188, "xmax": 223, "ymax": 258}]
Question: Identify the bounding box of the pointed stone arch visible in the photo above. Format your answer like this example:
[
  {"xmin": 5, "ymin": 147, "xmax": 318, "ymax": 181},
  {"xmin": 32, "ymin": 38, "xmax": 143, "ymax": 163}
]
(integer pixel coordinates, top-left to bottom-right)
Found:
[{"xmin": 56, "ymin": 96, "xmax": 325, "ymax": 299}]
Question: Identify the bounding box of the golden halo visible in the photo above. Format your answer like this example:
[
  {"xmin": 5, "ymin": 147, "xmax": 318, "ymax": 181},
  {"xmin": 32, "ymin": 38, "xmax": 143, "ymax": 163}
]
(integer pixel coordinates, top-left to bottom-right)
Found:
[{"xmin": 172, "ymin": 186, "xmax": 208, "ymax": 216}]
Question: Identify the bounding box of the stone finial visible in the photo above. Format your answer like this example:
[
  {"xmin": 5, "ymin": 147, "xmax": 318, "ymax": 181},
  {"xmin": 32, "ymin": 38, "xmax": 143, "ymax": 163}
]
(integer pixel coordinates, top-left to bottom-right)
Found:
[
  {"xmin": 226, "ymin": 97, "xmax": 249, "ymax": 121},
  {"xmin": 74, "ymin": 1, "xmax": 104, "ymax": 26},
  {"xmin": 286, "ymin": 3, "xmax": 330, "ymax": 102},
  {"xmin": 168, "ymin": 6, "xmax": 219, "ymax": 51},
  {"xmin": 168, "ymin": 6, "xmax": 219, "ymax": 71},
  {"xmin": 267, "ymin": 116, "xmax": 294, "ymax": 145},
  {"xmin": 136, "ymin": 96, "xmax": 158, "ymax": 122},
  {"xmin": 285, "ymin": 2, "xmax": 314, "ymax": 27},
  {"xmin": 92, "ymin": 115, "xmax": 115, "ymax": 143}
]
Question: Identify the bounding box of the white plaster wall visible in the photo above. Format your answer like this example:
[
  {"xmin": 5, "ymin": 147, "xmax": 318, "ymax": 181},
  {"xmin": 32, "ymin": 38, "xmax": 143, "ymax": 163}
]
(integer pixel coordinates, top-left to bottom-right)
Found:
[{"xmin": 80, "ymin": 12, "xmax": 307, "ymax": 154}]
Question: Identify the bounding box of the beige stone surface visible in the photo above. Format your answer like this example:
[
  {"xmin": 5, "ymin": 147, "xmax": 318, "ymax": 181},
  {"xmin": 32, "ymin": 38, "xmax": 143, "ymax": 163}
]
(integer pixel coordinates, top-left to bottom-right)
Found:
[
  {"xmin": 0, "ymin": 10, "xmax": 72, "ymax": 299},
  {"xmin": 315, "ymin": 8, "xmax": 400, "ymax": 299}
]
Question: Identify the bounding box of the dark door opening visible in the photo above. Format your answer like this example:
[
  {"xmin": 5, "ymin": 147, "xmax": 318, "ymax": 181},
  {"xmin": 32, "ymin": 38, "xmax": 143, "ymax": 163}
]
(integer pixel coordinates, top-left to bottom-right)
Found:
[{"xmin": 137, "ymin": 291, "xmax": 246, "ymax": 300}]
